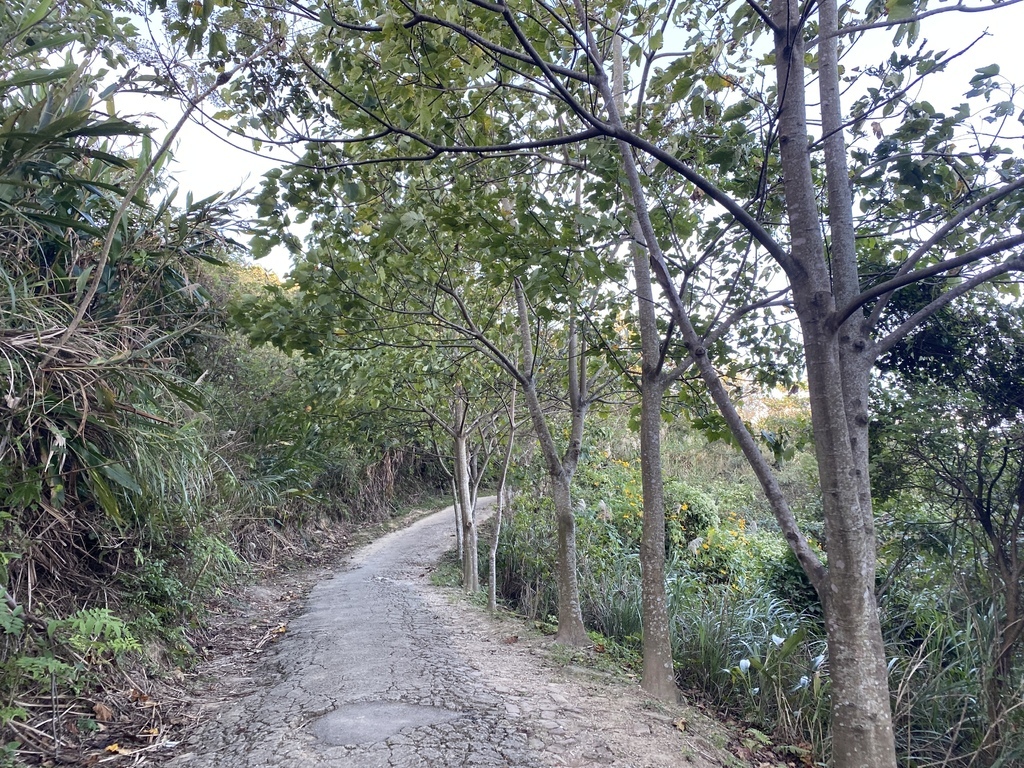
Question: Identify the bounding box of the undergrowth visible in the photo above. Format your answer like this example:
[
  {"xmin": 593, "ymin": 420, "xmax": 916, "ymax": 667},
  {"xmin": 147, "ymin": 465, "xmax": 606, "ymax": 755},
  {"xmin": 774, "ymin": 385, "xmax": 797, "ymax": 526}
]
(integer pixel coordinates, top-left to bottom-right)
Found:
[{"xmin": 494, "ymin": 417, "xmax": 1023, "ymax": 767}]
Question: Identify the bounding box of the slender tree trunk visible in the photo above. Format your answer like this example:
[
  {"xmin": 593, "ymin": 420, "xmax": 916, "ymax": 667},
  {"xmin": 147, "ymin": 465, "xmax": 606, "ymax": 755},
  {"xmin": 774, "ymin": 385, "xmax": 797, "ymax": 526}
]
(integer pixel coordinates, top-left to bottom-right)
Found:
[
  {"xmin": 452, "ymin": 476, "xmax": 463, "ymax": 565},
  {"xmin": 453, "ymin": 395, "xmax": 478, "ymax": 592},
  {"xmin": 630, "ymin": 235, "xmax": 676, "ymax": 701},
  {"xmin": 490, "ymin": 387, "xmax": 517, "ymax": 612},
  {"xmin": 550, "ymin": 472, "xmax": 590, "ymax": 645},
  {"xmin": 454, "ymin": 435, "xmax": 478, "ymax": 593},
  {"xmin": 514, "ymin": 279, "xmax": 589, "ymax": 645},
  {"xmin": 609, "ymin": 22, "xmax": 677, "ymax": 702},
  {"xmin": 635, "ymin": 369, "xmax": 676, "ymax": 701},
  {"xmin": 489, "ymin": 497, "xmax": 503, "ymax": 612}
]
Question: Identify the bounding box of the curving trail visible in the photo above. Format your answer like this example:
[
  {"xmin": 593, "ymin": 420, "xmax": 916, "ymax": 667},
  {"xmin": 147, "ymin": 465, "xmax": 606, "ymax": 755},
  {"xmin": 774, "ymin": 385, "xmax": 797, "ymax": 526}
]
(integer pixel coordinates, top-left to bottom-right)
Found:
[{"xmin": 166, "ymin": 502, "xmax": 727, "ymax": 768}]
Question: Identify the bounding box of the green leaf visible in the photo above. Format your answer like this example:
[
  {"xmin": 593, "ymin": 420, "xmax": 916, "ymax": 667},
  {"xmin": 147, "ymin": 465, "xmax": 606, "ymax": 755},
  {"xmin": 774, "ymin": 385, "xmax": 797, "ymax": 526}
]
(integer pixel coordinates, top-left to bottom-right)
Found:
[
  {"xmin": 779, "ymin": 626, "xmax": 805, "ymax": 657},
  {"xmin": 75, "ymin": 265, "xmax": 94, "ymax": 299},
  {"xmin": 88, "ymin": 470, "xmax": 121, "ymax": 521},
  {"xmin": 70, "ymin": 118, "xmax": 143, "ymax": 138},
  {"xmin": 886, "ymin": 0, "xmax": 917, "ymax": 21},
  {"xmin": 722, "ymin": 98, "xmax": 757, "ymax": 122},
  {"xmin": 100, "ymin": 462, "xmax": 142, "ymax": 495},
  {"xmin": 24, "ymin": 212, "xmax": 105, "ymax": 237},
  {"xmin": 0, "ymin": 64, "xmax": 76, "ymax": 90},
  {"xmin": 20, "ymin": 0, "xmax": 55, "ymax": 29},
  {"xmin": 970, "ymin": 64, "xmax": 1000, "ymax": 84},
  {"xmin": 209, "ymin": 30, "xmax": 229, "ymax": 58}
]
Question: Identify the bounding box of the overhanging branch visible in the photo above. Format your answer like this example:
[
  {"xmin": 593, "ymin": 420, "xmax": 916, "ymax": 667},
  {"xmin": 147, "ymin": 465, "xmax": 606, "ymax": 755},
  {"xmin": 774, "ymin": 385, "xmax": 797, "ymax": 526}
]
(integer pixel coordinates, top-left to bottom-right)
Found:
[{"xmin": 835, "ymin": 233, "xmax": 1024, "ymax": 328}]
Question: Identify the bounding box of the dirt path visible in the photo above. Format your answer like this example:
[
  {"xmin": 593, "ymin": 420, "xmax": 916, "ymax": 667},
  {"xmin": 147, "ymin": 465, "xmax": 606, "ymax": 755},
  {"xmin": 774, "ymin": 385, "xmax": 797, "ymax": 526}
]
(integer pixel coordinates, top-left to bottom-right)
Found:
[{"xmin": 163, "ymin": 503, "xmax": 737, "ymax": 768}]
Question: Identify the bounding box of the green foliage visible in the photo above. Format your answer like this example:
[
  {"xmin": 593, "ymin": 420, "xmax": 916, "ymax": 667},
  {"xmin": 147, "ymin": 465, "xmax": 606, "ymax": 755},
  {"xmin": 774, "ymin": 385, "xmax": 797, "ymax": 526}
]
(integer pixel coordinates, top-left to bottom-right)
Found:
[
  {"xmin": 2, "ymin": 606, "xmax": 140, "ymax": 707},
  {"xmin": 511, "ymin": 400, "xmax": 1022, "ymax": 765},
  {"xmin": 760, "ymin": 546, "xmax": 822, "ymax": 618},
  {"xmin": 0, "ymin": 5, "xmax": 442, "ymax": 759},
  {"xmin": 495, "ymin": 493, "xmax": 558, "ymax": 620},
  {"xmin": 496, "ymin": 406, "xmax": 1024, "ymax": 763},
  {"xmin": 573, "ymin": 453, "xmax": 721, "ymax": 558},
  {"xmin": 50, "ymin": 608, "xmax": 140, "ymax": 661},
  {"xmin": 722, "ymin": 626, "xmax": 829, "ymax": 751}
]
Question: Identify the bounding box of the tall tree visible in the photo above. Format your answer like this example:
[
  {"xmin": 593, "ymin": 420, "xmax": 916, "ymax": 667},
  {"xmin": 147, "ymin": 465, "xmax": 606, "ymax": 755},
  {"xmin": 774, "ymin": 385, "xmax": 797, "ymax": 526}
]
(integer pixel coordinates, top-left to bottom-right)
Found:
[{"xmin": 214, "ymin": 0, "xmax": 1024, "ymax": 762}]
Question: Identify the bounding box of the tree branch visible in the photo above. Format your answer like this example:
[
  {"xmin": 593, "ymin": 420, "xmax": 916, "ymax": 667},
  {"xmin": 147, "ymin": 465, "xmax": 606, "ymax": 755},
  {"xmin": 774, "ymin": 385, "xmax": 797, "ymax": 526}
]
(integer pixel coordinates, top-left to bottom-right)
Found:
[
  {"xmin": 571, "ymin": 0, "xmax": 826, "ymax": 594},
  {"xmin": 745, "ymin": 0, "xmax": 781, "ymax": 34},
  {"xmin": 810, "ymin": 0, "xmax": 1024, "ymax": 46},
  {"xmin": 867, "ymin": 174, "xmax": 1024, "ymax": 326},
  {"xmin": 874, "ymin": 253, "xmax": 1024, "ymax": 356},
  {"xmin": 835, "ymin": 233, "xmax": 1024, "ymax": 328}
]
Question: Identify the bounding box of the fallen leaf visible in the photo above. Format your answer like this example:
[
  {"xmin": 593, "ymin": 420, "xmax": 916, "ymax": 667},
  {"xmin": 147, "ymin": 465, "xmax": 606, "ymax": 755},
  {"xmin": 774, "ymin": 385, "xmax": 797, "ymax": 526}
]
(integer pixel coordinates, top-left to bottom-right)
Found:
[
  {"xmin": 104, "ymin": 743, "xmax": 122, "ymax": 753},
  {"xmin": 674, "ymin": 718, "xmax": 687, "ymax": 732},
  {"xmin": 93, "ymin": 702, "xmax": 114, "ymax": 722}
]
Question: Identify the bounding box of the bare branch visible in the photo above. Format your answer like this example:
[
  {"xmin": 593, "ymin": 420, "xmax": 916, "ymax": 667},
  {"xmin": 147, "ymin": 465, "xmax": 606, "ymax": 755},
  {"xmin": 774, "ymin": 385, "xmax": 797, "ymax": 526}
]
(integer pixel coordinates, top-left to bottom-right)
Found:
[
  {"xmin": 809, "ymin": 0, "xmax": 1024, "ymax": 46},
  {"xmin": 867, "ymin": 175, "xmax": 1024, "ymax": 326},
  {"xmin": 746, "ymin": 0, "xmax": 782, "ymax": 34},
  {"xmin": 874, "ymin": 253, "xmax": 1024, "ymax": 357},
  {"xmin": 836, "ymin": 233, "xmax": 1024, "ymax": 328}
]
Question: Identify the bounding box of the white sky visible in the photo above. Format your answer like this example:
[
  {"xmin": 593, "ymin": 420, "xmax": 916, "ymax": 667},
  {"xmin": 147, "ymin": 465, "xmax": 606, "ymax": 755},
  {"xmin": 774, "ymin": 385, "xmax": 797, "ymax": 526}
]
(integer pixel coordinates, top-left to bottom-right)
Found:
[{"xmin": 149, "ymin": 3, "xmax": 1024, "ymax": 278}]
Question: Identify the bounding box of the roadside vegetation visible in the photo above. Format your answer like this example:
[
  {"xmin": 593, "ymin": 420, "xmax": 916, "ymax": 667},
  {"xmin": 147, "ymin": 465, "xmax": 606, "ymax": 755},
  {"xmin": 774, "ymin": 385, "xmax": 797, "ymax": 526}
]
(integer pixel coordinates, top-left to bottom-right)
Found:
[
  {"xmin": 494, "ymin": 389, "xmax": 1024, "ymax": 767},
  {"xmin": 0, "ymin": 3, "xmax": 445, "ymax": 761}
]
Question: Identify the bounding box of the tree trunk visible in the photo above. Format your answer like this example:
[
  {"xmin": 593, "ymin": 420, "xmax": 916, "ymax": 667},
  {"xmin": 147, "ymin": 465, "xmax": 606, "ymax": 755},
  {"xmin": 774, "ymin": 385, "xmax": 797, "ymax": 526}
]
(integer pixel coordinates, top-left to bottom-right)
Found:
[
  {"xmin": 491, "ymin": 389, "xmax": 517, "ymax": 612},
  {"xmin": 630, "ymin": 229, "xmax": 676, "ymax": 701},
  {"xmin": 798, "ymin": 295, "xmax": 896, "ymax": 768},
  {"xmin": 769, "ymin": 0, "xmax": 898, "ymax": 761},
  {"xmin": 454, "ymin": 433, "xmax": 478, "ymax": 592},
  {"xmin": 550, "ymin": 473, "xmax": 590, "ymax": 645},
  {"xmin": 488, "ymin": 498, "xmax": 502, "ymax": 613},
  {"xmin": 452, "ymin": 476, "xmax": 463, "ymax": 565},
  {"xmin": 636, "ymin": 370, "xmax": 676, "ymax": 701},
  {"xmin": 514, "ymin": 279, "xmax": 589, "ymax": 646},
  {"xmin": 453, "ymin": 396, "xmax": 478, "ymax": 592},
  {"xmin": 611, "ymin": 24, "xmax": 677, "ymax": 702}
]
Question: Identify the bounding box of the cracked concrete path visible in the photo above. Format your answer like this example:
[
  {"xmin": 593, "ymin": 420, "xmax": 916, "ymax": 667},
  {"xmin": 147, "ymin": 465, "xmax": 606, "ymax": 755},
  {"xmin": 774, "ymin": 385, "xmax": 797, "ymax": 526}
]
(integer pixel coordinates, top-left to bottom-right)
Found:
[{"xmin": 166, "ymin": 502, "xmax": 730, "ymax": 768}]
